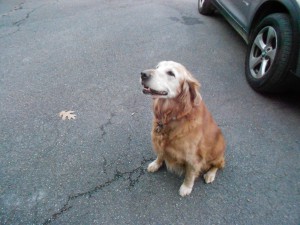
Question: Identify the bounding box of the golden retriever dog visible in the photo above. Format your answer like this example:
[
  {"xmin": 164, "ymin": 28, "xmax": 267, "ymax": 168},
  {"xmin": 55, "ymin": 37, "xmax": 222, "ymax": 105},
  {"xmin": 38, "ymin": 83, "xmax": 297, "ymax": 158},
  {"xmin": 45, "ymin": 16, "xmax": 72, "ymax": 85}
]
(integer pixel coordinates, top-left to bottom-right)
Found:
[{"xmin": 140, "ymin": 61, "xmax": 225, "ymax": 197}]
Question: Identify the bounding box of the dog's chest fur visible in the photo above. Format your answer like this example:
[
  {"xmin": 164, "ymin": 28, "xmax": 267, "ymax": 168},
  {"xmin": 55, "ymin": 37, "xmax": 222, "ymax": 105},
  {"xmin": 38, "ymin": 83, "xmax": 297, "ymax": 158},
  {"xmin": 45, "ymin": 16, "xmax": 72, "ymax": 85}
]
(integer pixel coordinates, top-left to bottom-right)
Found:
[{"xmin": 151, "ymin": 107, "xmax": 203, "ymax": 166}]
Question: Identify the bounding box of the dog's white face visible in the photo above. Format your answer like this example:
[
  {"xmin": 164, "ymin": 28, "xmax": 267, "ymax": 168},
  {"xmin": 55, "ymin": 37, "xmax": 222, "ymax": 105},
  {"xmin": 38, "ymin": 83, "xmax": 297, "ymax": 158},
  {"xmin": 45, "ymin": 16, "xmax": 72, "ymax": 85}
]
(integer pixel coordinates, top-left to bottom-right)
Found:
[{"xmin": 140, "ymin": 61, "xmax": 188, "ymax": 99}]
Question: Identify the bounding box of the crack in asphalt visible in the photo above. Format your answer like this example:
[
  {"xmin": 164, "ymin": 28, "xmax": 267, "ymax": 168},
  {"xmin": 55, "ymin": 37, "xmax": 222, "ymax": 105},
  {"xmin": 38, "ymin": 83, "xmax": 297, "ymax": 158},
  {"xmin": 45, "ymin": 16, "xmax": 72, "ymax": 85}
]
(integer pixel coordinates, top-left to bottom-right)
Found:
[
  {"xmin": 98, "ymin": 112, "xmax": 116, "ymax": 142},
  {"xmin": 102, "ymin": 156, "xmax": 108, "ymax": 175},
  {"xmin": 12, "ymin": 4, "xmax": 45, "ymax": 27},
  {"xmin": 42, "ymin": 156, "xmax": 154, "ymax": 225},
  {"xmin": 40, "ymin": 107, "xmax": 151, "ymax": 224},
  {"xmin": 0, "ymin": 4, "xmax": 46, "ymax": 39},
  {"xmin": 0, "ymin": 2, "xmax": 24, "ymax": 17}
]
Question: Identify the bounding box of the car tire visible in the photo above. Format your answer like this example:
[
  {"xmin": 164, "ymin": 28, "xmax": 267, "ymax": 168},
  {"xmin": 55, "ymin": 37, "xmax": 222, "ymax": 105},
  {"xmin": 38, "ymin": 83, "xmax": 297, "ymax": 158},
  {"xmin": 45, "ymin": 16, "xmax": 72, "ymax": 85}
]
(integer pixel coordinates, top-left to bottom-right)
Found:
[
  {"xmin": 245, "ymin": 13, "xmax": 294, "ymax": 93},
  {"xmin": 198, "ymin": 0, "xmax": 215, "ymax": 16}
]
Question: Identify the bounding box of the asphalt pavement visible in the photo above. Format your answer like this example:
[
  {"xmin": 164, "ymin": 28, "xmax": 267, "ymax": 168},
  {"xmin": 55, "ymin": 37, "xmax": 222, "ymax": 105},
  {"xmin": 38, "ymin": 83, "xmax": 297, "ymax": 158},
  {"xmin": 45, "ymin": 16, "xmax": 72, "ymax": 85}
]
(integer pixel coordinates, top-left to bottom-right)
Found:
[{"xmin": 0, "ymin": 0, "xmax": 299, "ymax": 224}]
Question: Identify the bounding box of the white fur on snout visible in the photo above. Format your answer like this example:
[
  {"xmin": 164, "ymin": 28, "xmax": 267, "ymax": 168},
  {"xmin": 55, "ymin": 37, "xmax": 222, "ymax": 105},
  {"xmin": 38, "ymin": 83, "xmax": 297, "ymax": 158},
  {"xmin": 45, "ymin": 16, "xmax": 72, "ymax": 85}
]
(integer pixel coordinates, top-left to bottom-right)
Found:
[
  {"xmin": 147, "ymin": 75, "xmax": 179, "ymax": 98},
  {"xmin": 146, "ymin": 61, "xmax": 186, "ymax": 98}
]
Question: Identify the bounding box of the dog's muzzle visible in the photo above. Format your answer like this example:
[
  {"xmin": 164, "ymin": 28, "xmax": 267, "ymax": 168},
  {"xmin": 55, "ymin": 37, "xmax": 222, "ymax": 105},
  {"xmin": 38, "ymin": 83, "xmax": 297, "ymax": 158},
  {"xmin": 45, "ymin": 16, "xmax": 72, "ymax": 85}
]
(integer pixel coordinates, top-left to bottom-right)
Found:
[
  {"xmin": 141, "ymin": 71, "xmax": 151, "ymax": 82},
  {"xmin": 140, "ymin": 70, "xmax": 168, "ymax": 96}
]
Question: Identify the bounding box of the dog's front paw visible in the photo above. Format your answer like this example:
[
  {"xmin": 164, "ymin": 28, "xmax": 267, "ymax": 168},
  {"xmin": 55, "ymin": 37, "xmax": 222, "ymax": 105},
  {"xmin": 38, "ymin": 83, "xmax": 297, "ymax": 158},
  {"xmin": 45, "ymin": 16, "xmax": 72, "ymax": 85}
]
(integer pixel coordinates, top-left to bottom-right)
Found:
[
  {"xmin": 204, "ymin": 171, "xmax": 216, "ymax": 184},
  {"xmin": 147, "ymin": 160, "xmax": 161, "ymax": 173},
  {"xmin": 179, "ymin": 184, "xmax": 192, "ymax": 197}
]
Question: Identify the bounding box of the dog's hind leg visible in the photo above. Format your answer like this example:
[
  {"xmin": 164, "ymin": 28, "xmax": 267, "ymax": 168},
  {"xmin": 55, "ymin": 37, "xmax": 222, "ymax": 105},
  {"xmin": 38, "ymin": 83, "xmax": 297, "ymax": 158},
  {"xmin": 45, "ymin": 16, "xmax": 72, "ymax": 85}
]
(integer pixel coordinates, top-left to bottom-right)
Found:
[{"xmin": 147, "ymin": 155, "xmax": 164, "ymax": 173}]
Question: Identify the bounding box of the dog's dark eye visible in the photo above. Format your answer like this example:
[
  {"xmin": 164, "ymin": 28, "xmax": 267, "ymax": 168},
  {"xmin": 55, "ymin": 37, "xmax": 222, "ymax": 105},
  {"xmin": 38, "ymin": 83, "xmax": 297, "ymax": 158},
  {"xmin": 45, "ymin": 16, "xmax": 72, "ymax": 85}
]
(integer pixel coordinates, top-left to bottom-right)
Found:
[{"xmin": 167, "ymin": 71, "xmax": 175, "ymax": 77}]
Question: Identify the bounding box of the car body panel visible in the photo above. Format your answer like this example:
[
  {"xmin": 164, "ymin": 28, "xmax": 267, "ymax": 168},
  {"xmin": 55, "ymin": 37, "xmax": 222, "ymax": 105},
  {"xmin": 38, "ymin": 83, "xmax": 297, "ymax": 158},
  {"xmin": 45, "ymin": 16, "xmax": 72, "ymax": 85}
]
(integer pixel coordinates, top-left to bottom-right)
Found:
[{"xmin": 211, "ymin": 0, "xmax": 300, "ymax": 78}]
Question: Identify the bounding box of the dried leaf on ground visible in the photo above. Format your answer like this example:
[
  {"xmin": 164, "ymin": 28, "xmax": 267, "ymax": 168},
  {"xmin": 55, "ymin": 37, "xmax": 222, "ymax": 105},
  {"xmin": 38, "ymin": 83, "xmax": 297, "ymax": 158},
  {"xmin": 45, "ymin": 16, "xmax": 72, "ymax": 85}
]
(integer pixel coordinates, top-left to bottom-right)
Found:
[{"xmin": 59, "ymin": 110, "xmax": 76, "ymax": 120}]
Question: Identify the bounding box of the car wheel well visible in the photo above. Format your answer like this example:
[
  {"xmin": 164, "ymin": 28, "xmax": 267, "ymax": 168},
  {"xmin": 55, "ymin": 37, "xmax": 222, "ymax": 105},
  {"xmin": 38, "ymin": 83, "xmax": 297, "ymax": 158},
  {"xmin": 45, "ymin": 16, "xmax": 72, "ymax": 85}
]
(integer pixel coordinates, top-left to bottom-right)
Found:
[{"xmin": 249, "ymin": 2, "xmax": 289, "ymax": 39}]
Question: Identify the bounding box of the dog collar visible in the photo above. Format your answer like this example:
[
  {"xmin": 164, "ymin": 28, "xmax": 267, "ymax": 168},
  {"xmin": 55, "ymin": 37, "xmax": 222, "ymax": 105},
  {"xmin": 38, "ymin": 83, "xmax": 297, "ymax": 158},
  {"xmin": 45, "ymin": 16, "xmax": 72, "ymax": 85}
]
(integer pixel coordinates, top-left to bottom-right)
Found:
[
  {"xmin": 155, "ymin": 117, "xmax": 177, "ymax": 133},
  {"xmin": 155, "ymin": 121, "xmax": 164, "ymax": 133}
]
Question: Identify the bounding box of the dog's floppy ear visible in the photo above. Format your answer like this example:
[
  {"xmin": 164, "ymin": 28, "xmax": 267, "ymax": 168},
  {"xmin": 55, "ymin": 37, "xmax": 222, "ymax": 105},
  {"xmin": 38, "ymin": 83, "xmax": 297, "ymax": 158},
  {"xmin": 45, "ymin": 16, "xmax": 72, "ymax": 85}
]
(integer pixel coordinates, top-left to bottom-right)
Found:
[{"xmin": 186, "ymin": 73, "xmax": 202, "ymax": 106}]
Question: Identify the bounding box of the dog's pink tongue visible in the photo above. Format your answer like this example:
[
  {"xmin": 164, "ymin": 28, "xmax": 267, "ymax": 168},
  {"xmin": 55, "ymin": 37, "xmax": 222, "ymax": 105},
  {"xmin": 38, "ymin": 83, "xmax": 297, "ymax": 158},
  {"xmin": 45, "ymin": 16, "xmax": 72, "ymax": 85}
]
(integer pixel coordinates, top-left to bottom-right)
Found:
[{"xmin": 143, "ymin": 87, "xmax": 151, "ymax": 94}]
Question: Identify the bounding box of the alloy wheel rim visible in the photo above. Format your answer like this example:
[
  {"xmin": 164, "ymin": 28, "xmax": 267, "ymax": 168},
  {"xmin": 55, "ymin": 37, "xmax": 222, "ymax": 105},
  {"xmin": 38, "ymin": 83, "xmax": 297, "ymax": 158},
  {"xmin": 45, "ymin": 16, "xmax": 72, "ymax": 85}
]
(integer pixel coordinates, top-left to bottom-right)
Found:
[
  {"xmin": 199, "ymin": 0, "xmax": 205, "ymax": 8},
  {"xmin": 249, "ymin": 26, "xmax": 277, "ymax": 79}
]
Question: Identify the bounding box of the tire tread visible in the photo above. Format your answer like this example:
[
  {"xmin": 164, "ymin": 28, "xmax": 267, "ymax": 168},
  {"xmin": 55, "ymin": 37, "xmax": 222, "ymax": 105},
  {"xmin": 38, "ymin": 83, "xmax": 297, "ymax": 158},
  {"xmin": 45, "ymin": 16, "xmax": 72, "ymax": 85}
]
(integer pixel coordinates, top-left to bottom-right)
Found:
[{"xmin": 245, "ymin": 13, "xmax": 294, "ymax": 93}]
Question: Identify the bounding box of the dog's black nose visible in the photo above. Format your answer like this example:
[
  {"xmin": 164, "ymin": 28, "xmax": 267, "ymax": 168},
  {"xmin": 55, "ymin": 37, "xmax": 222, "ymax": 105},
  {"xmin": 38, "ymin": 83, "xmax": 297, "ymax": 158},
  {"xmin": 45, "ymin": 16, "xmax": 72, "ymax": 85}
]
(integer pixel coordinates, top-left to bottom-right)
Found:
[{"xmin": 141, "ymin": 71, "xmax": 150, "ymax": 80}]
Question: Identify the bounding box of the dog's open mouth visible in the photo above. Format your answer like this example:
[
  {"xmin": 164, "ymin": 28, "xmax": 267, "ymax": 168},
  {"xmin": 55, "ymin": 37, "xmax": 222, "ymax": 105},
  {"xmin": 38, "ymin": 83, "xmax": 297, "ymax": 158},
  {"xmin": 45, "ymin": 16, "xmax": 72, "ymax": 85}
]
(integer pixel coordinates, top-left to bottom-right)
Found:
[{"xmin": 143, "ymin": 85, "xmax": 168, "ymax": 96}]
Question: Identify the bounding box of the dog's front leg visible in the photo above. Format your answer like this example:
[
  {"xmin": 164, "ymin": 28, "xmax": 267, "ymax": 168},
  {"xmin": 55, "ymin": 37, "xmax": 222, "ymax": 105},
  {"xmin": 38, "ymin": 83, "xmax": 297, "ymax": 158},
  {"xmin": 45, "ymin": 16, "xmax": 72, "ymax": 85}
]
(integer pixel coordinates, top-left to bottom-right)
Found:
[
  {"xmin": 147, "ymin": 154, "xmax": 164, "ymax": 173},
  {"xmin": 179, "ymin": 165, "xmax": 198, "ymax": 197}
]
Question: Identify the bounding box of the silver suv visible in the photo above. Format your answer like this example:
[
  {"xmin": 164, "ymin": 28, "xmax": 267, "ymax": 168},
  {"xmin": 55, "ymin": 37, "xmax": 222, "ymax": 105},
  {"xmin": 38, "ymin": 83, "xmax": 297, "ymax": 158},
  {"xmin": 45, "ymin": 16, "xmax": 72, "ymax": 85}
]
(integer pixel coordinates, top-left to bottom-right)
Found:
[{"xmin": 198, "ymin": 0, "xmax": 300, "ymax": 93}]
